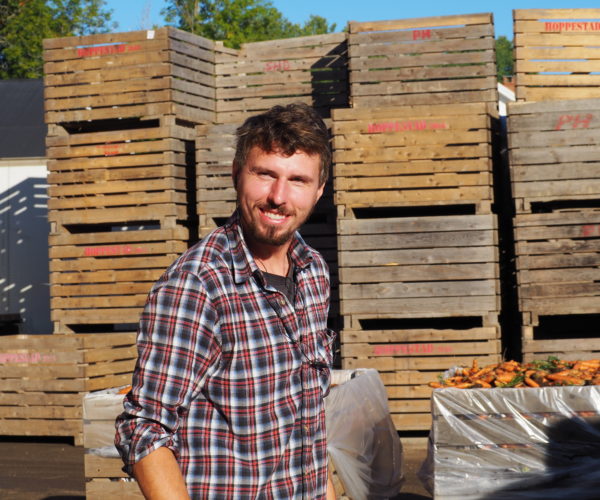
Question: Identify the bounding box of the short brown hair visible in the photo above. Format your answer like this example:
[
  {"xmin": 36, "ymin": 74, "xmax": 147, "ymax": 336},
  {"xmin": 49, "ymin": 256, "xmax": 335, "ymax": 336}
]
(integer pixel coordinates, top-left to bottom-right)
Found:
[{"xmin": 233, "ymin": 103, "xmax": 331, "ymax": 187}]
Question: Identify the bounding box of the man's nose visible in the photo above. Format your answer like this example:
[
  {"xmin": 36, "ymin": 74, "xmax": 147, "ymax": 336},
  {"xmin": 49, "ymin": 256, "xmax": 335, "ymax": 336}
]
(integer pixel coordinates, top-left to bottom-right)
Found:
[{"xmin": 268, "ymin": 178, "xmax": 288, "ymax": 206}]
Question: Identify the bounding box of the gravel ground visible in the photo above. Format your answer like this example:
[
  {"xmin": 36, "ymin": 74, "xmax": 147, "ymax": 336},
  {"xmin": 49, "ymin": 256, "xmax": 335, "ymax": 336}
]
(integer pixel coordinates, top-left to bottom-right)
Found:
[{"xmin": 0, "ymin": 437, "xmax": 431, "ymax": 499}]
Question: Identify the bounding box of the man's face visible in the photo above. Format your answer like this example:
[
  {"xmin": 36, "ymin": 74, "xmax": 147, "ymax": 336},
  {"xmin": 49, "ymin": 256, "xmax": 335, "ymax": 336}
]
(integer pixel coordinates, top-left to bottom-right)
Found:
[{"xmin": 234, "ymin": 146, "xmax": 324, "ymax": 250}]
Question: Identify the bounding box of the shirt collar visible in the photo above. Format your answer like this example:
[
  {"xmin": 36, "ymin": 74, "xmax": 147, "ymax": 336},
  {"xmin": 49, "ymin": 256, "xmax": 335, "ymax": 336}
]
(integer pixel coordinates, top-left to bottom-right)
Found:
[{"xmin": 225, "ymin": 210, "xmax": 314, "ymax": 285}]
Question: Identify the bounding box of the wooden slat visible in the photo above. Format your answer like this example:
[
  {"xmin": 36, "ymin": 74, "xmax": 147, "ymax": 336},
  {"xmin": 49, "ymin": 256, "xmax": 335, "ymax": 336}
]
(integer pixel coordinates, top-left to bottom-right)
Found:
[{"xmin": 349, "ymin": 14, "xmax": 493, "ymax": 33}]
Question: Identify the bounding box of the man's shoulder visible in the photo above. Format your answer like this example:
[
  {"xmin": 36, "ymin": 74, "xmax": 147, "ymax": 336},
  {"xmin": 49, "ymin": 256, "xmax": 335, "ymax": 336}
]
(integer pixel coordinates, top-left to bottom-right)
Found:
[{"xmin": 169, "ymin": 224, "xmax": 232, "ymax": 277}]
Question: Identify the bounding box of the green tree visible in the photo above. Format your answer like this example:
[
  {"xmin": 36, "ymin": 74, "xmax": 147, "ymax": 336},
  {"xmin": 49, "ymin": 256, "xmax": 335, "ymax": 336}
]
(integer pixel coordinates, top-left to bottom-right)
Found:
[
  {"xmin": 162, "ymin": 0, "xmax": 336, "ymax": 48},
  {"xmin": 495, "ymin": 36, "xmax": 514, "ymax": 83},
  {"xmin": 0, "ymin": 0, "xmax": 115, "ymax": 79},
  {"xmin": 298, "ymin": 14, "xmax": 336, "ymax": 37}
]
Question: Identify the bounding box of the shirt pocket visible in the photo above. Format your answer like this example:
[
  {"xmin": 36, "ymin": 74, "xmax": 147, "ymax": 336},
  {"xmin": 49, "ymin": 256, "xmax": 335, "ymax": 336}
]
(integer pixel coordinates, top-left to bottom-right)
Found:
[{"xmin": 308, "ymin": 328, "xmax": 336, "ymax": 397}]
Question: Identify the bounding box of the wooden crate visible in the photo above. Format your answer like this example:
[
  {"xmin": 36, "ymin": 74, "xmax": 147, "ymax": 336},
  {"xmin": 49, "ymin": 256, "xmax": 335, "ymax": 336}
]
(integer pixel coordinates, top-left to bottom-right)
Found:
[
  {"xmin": 332, "ymin": 103, "xmax": 497, "ymax": 215},
  {"xmin": 508, "ymin": 99, "xmax": 600, "ymax": 213},
  {"xmin": 338, "ymin": 215, "xmax": 501, "ymax": 322},
  {"xmin": 0, "ymin": 333, "xmax": 136, "ymax": 445},
  {"xmin": 49, "ymin": 227, "xmax": 187, "ymax": 333},
  {"xmin": 348, "ymin": 14, "xmax": 498, "ymax": 108},
  {"xmin": 428, "ymin": 385, "xmax": 600, "ymax": 499},
  {"xmin": 514, "ymin": 9, "xmax": 600, "ymax": 102},
  {"xmin": 342, "ymin": 328, "xmax": 501, "ymax": 432},
  {"xmin": 47, "ymin": 123, "xmax": 194, "ymax": 333},
  {"xmin": 337, "ymin": 213, "xmax": 501, "ymax": 431},
  {"xmin": 515, "ymin": 210, "xmax": 600, "ymax": 360},
  {"xmin": 43, "ymin": 27, "xmax": 215, "ymax": 126},
  {"xmin": 215, "ymin": 33, "xmax": 349, "ymax": 124},
  {"xmin": 46, "ymin": 124, "xmax": 196, "ymax": 230}
]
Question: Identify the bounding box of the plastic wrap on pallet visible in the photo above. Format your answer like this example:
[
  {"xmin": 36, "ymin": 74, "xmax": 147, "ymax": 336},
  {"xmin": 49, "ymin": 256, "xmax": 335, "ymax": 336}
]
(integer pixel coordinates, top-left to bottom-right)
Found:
[
  {"xmin": 83, "ymin": 386, "xmax": 127, "ymax": 458},
  {"xmin": 325, "ymin": 369, "xmax": 404, "ymax": 500},
  {"xmin": 419, "ymin": 386, "xmax": 600, "ymax": 500}
]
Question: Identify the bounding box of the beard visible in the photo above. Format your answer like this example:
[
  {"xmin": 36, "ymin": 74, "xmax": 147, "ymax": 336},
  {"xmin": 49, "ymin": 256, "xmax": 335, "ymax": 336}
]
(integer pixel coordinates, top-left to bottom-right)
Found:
[{"xmin": 239, "ymin": 200, "xmax": 313, "ymax": 248}]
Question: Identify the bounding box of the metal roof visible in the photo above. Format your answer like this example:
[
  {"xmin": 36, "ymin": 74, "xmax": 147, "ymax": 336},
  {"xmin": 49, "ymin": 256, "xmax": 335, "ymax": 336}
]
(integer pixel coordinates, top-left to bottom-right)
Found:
[{"xmin": 0, "ymin": 79, "xmax": 46, "ymax": 158}]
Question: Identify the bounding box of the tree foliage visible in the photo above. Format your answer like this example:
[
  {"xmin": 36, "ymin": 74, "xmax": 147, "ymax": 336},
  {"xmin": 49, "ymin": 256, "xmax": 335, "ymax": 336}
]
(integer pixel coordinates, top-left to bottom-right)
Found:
[
  {"xmin": 0, "ymin": 0, "xmax": 115, "ymax": 79},
  {"xmin": 495, "ymin": 36, "xmax": 514, "ymax": 83},
  {"xmin": 162, "ymin": 0, "xmax": 336, "ymax": 48}
]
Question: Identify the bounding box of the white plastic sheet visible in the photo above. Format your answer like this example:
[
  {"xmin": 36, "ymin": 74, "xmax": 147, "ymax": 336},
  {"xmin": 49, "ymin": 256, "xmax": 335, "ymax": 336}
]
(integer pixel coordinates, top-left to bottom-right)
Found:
[
  {"xmin": 419, "ymin": 385, "xmax": 600, "ymax": 500},
  {"xmin": 83, "ymin": 386, "xmax": 127, "ymax": 458},
  {"xmin": 326, "ymin": 369, "xmax": 404, "ymax": 499}
]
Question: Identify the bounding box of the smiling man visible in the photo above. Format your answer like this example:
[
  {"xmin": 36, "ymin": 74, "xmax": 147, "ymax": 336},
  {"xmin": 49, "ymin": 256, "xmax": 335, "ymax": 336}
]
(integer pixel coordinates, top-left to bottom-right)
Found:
[{"xmin": 115, "ymin": 103, "xmax": 337, "ymax": 499}]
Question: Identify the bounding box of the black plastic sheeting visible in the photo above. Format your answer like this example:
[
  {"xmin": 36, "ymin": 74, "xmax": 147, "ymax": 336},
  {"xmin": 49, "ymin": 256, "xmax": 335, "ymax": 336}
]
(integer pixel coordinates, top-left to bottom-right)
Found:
[{"xmin": 0, "ymin": 79, "xmax": 46, "ymax": 158}]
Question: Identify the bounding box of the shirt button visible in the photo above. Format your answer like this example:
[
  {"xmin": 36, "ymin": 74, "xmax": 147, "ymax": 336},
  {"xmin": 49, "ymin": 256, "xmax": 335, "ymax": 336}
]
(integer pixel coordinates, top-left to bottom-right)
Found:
[
  {"xmin": 279, "ymin": 298, "xmax": 286, "ymax": 306},
  {"xmin": 304, "ymin": 425, "xmax": 310, "ymax": 433}
]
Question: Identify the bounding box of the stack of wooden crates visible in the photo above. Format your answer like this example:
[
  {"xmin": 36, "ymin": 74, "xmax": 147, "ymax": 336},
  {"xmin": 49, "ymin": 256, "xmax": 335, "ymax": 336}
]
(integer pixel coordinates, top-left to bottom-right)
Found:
[
  {"xmin": 510, "ymin": 9, "xmax": 600, "ymax": 361},
  {"xmin": 41, "ymin": 27, "xmax": 218, "ymax": 494},
  {"xmin": 333, "ymin": 14, "xmax": 503, "ymax": 431},
  {"xmin": 196, "ymin": 33, "xmax": 350, "ymax": 329},
  {"xmin": 44, "ymin": 27, "xmax": 215, "ymax": 334}
]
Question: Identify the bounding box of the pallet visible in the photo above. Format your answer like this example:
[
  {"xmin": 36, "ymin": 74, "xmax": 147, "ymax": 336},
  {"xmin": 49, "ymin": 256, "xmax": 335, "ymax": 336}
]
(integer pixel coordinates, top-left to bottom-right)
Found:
[
  {"xmin": 341, "ymin": 327, "xmax": 501, "ymax": 431},
  {"xmin": 348, "ymin": 14, "xmax": 498, "ymax": 108},
  {"xmin": 332, "ymin": 103, "xmax": 497, "ymax": 215},
  {"xmin": 215, "ymin": 32, "xmax": 349, "ymax": 124},
  {"xmin": 43, "ymin": 27, "xmax": 216, "ymax": 125},
  {"xmin": 0, "ymin": 333, "xmax": 136, "ymax": 445},
  {"xmin": 428, "ymin": 385, "xmax": 600, "ymax": 499},
  {"xmin": 514, "ymin": 9, "xmax": 600, "ymax": 102},
  {"xmin": 508, "ymin": 98, "xmax": 600, "ymax": 212}
]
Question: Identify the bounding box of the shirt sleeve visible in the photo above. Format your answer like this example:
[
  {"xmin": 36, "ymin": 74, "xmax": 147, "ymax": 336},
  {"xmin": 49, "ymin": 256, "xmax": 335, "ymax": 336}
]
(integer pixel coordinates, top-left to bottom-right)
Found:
[{"xmin": 115, "ymin": 269, "xmax": 221, "ymax": 475}]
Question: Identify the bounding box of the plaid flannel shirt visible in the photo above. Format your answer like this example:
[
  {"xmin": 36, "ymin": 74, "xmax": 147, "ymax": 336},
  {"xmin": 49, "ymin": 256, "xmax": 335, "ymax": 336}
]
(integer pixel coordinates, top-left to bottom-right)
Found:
[{"xmin": 115, "ymin": 212, "xmax": 335, "ymax": 499}]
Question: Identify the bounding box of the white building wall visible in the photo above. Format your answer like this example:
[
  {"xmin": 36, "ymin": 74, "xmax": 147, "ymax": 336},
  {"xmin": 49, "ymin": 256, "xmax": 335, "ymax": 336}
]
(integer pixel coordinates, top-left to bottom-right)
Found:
[
  {"xmin": 0, "ymin": 158, "xmax": 51, "ymax": 334},
  {"xmin": 498, "ymin": 82, "xmax": 516, "ymax": 117}
]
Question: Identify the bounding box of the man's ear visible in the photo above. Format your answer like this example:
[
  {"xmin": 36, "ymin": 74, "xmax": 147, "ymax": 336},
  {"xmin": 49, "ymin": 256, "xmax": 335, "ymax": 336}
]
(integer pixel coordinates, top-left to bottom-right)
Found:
[
  {"xmin": 316, "ymin": 181, "xmax": 325, "ymax": 202},
  {"xmin": 232, "ymin": 162, "xmax": 238, "ymax": 189}
]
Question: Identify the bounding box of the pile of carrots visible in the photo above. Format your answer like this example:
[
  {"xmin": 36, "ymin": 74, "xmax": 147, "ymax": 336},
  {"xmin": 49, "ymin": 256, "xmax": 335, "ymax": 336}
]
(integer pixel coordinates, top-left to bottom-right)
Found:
[{"xmin": 429, "ymin": 357, "xmax": 600, "ymax": 389}]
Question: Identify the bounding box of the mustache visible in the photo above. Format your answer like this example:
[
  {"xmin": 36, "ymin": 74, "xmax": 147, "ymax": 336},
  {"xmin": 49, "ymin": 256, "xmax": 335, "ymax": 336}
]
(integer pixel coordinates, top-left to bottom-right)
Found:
[{"xmin": 257, "ymin": 202, "xmax": 294, "ymax": 217}]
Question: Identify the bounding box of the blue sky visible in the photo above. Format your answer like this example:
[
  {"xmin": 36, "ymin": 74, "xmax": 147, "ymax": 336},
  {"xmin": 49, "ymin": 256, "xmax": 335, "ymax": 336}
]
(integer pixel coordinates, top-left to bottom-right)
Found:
[{"xmin": 103, "ymin": 1, "xmax": 600, "ymax": 39}]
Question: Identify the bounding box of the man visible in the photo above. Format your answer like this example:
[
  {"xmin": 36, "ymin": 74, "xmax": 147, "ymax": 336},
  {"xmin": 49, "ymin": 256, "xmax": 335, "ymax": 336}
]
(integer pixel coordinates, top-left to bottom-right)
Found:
[{"xmin": 115, "ymin": 103, "xmax": 337, "ymax": 499}]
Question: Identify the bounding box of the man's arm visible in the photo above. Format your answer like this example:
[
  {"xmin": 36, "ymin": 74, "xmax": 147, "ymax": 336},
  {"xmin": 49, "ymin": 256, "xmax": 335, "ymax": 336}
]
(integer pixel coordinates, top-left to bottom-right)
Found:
[
  {"xmin": 133, "ymin": 447, "xmax": 190, "ymax": 500},
  {"xmin": 115, "ymin": 271, "xmax": 220, "ymax": 492},
  {"xmin": 327, "ymin": 471, "xmax": 337, "ymax": 500}
]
